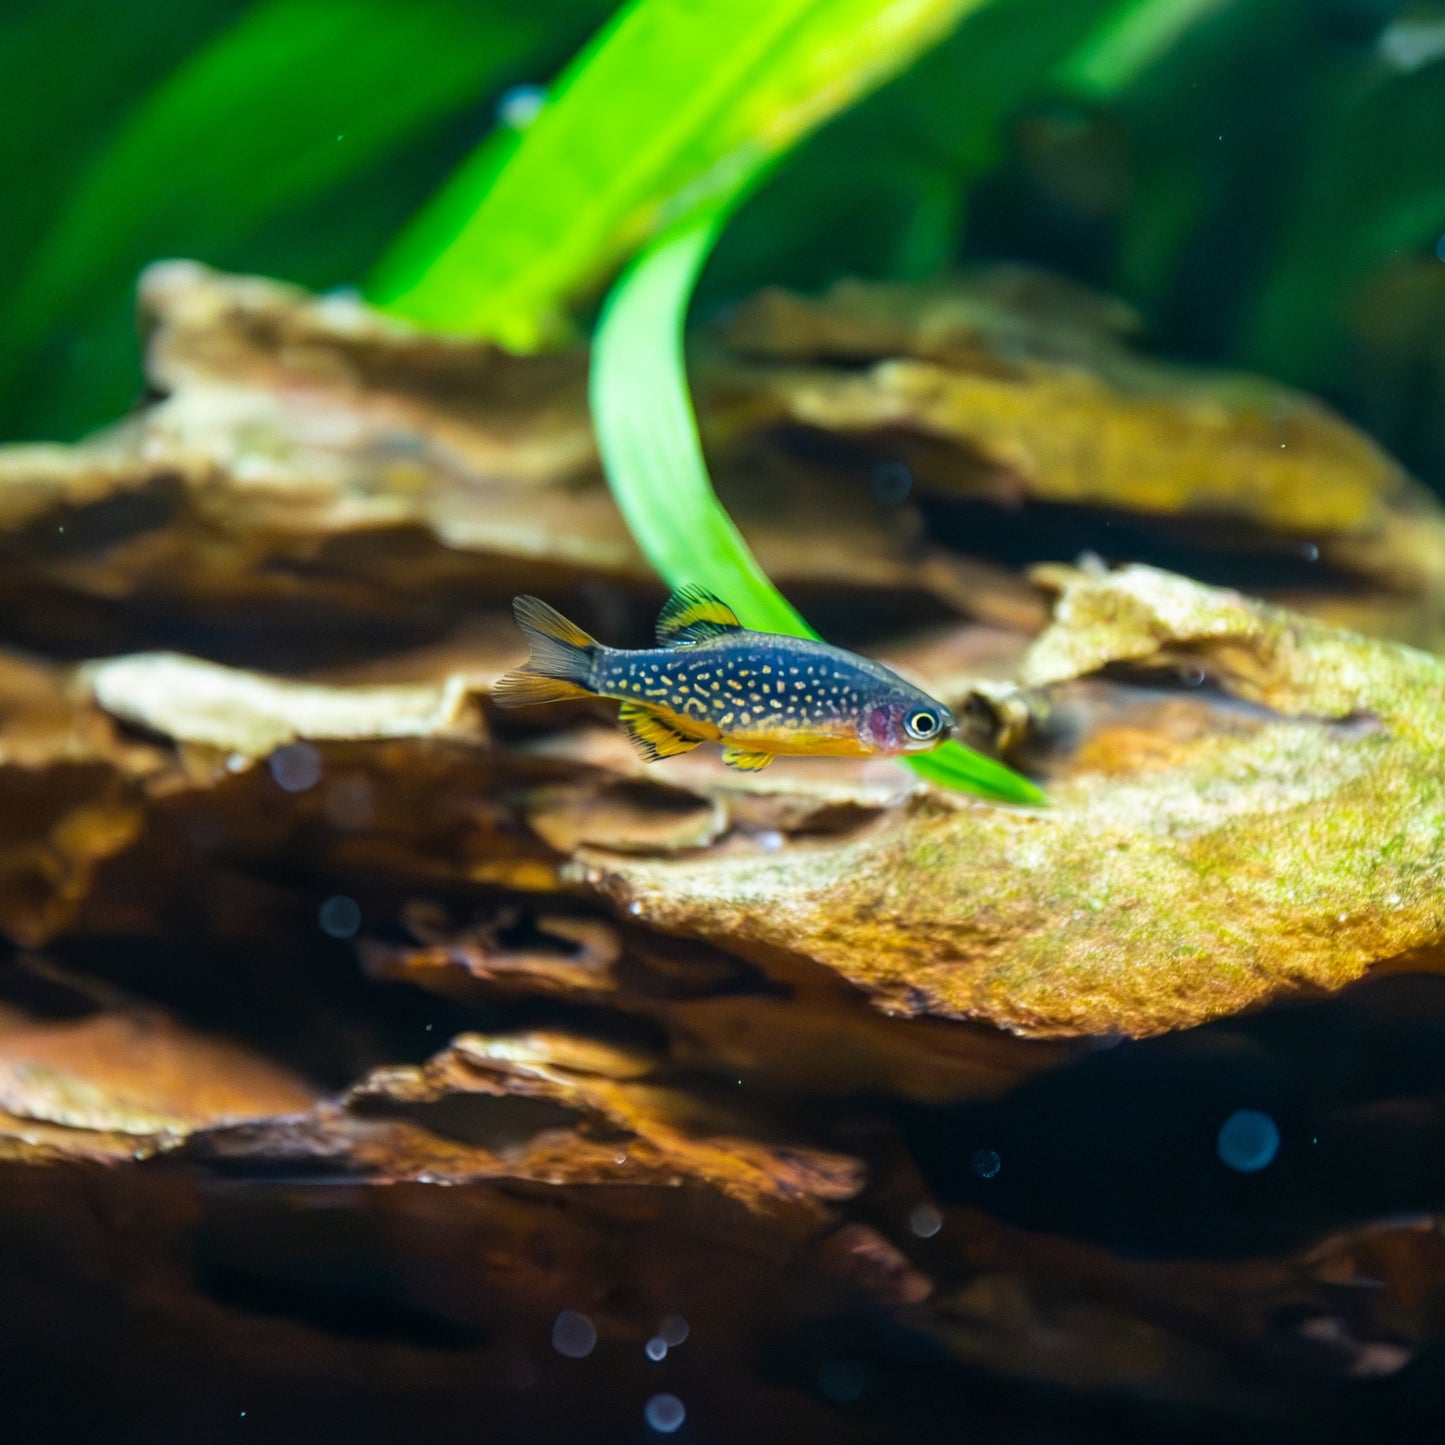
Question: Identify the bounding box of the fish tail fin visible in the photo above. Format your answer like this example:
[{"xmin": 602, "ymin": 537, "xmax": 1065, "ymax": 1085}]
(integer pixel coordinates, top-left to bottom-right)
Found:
[{"xmin": 493, "ymin": 596, "xmax": 600, "ymax": 707}]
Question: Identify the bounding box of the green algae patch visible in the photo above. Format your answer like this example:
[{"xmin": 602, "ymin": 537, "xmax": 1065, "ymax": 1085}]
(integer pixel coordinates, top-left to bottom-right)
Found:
[{"xmin": 584, "ymin": 566, "xmax": 1445, "ymax": 1038}]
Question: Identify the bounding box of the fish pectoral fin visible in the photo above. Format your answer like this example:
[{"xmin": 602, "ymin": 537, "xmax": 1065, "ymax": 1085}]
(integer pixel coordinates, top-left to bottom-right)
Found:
[
  {"xmin": 721, "ymin": 746, "xmax": 774, "ymax": 772},
  {"xmin": 618, "ymin": 702, "xmax": 701, "ymax": 762},
  {"xmin": 656, "ymin": 585, "xmax": 743, "ymax": 646}
]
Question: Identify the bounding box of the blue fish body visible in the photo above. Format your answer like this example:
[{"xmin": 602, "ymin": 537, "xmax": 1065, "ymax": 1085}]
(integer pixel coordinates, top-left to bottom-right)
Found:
[{"xmin": 494, "ymin": 586, "xmax": 955, "ymax": 770}]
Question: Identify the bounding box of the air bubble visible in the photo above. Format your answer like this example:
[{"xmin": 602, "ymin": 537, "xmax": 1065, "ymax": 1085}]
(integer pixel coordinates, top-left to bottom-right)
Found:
[
  {"xmin": 497, "ymin": 84, "xmax": 546, "ymax": 130},
  {"xmin": 908, "ymin": 1202, "xmax": 942, "ymax": 1238},
  {"xmin": 871, "ymin": 460, "xmax": 913, "ymax": 504},
  {"xmin": 318, "ymin": 894, "xmax": 361, "ymax": 939},
  {"xmin": 550, "ymin": 1310, "xmax": 597, "ymax": 1358},
  {"xmin": 323, "ymin": 774, "xmax": 374, "ymax": 829},
  {"xmin": 817, "ymin": 1359, "xmax": 870, "ymax": 1404},
  {"xmin": 970, "ymin": 1148, "xmax": 1002, "ymax": 1179},
  {"xmin": 645, "ymin": 1393, "xmax": 686, "ymax": 1433},
  {"xmin": 1217, "ymin": 1108, "xmax": 1280, "ymax": 1173},
  {"xmin": 269, "ymin": 741, "xmax": 322, "ymax": 793},
  {"xmin": 645, "ymin": 1337, "xmax": 668, "ymax": 1362}
]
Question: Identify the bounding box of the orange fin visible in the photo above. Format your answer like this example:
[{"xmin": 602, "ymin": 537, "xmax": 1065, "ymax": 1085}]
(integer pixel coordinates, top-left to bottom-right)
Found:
[
  {"xmin": 492, "ymin": 671, "xmax": 591, "ymax": 706},
  {"xmin": 494, "ymin": 595, "xmax": 599, "ymax": 709},
  {"xmin": 514, "ymin": 594, "xmax": 597, "ymax": 651},
  {"xmin": 721, "ymin": 746, "xmax": 774, "ymax": 772},
  {"xmin": 619, "ymin": 702, "xmax": 701, "ymax": 762},
  {"xmin": 656, "ymin": 585, "xmax": 742, "ymax": 646}
]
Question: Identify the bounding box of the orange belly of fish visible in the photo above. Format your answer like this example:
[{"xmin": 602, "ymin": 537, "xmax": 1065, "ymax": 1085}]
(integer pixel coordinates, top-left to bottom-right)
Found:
[{"xmin": 646, "ymin": 705, "xmax": 875, "ymax": 759}]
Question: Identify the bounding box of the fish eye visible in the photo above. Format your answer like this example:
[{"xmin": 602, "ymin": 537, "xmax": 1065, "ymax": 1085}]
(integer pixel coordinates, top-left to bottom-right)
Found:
[{"xmin": 904, "ymin": 708, "xmax": 940, "ymax": 740}]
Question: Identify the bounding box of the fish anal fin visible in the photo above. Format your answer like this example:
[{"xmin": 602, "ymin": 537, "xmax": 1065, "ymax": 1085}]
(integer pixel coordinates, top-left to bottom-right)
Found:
[
  {"xmin": 492, "ymin": 670, "xmax": 592, "ymax": 707},
  {"xmin": 619, "ymin": 702, "xmax": 701, "ymax": 762},
  {"xmin": 656, "ymin": 585, "xmax": 743, "ymax": 646},
  {"xmin": 721, "ymin": 747, "xmax": 774, "ymax": 772}
]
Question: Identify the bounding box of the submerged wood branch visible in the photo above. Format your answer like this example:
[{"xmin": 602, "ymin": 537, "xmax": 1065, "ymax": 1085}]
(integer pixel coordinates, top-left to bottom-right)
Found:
[{"xmin": 0, "ymin": 262, "xmax": 1442, "ymax": 1435}]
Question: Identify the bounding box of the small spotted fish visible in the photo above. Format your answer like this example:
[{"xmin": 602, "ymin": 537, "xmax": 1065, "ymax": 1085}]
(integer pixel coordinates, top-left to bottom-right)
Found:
[{"xmin": 494, "ymin": 586, "xmax": 955, "ymax": 771}]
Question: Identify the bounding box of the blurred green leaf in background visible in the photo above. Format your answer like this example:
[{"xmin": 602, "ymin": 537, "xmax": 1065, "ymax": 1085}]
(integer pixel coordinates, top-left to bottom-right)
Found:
[
  {"xmin": 6, "ymin": 0, "xmax": 1445, "ymax": 488},
  {"xmin": 373, "ymin": 0, "xmax": 995, "ymax": 348},
  {"xmin": 0, "ymin": 0, "xmax": 608, "ymax": 440}
]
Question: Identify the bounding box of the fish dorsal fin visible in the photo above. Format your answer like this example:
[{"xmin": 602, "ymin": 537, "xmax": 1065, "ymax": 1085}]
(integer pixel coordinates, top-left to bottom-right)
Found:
[
  {"xmin": 656, "ymin": 585, "xmax": 742, "ymax": 647},
  {"xmin": 618, "ymin": 702, "xmax": 701, "ymax": 762}
]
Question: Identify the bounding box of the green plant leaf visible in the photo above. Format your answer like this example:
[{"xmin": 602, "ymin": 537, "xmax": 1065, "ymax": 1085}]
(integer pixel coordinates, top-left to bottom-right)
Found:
[
  {"xmin": 591, "ymin": 207, "xmax": 808, "ymax": 635},
  {"xmin": 701, "ymin": 0, "xmax": 1131, "ymax": 302},
  {"xmin": 1245, "ymin": 54, "xmax": 1445, "ymax": 385},
  {"xmin": 1095, "ymin": 0, "xmax": 1318, "ymax": 347},
  {"xmin": 0, "ymin": 0, "xmax": 607, "ymax": 439},
  {"xmin": 373, "ymin": 0, "xmax": 997, "ymax": 348},
  {"xmin": 0, "ymin": 0, "xmax": 246, "ymax": 304},
  {"xmin": 591, "ymin": 207, "xmax": 1049, "ymax": 806},
  {"xmin": 1057, "ymin": 0, "xmax": 1235, "ymax": 99}
]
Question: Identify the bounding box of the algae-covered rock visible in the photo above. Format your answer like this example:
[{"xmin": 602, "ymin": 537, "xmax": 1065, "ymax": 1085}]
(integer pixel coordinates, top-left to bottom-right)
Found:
[{"xmin": 583, "ymin": 566, "xmax": 1445, "ymax": 1037}]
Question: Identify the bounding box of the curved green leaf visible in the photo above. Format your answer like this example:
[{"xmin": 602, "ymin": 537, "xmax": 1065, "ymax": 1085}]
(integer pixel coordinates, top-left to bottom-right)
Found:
[
  {"xmin": 591, "ymin": 208, "xmax": 1049, "ymax": 805},
  {"xmin": 374, "ymin": 0, "xmax": 995, "ymax": 348}
]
